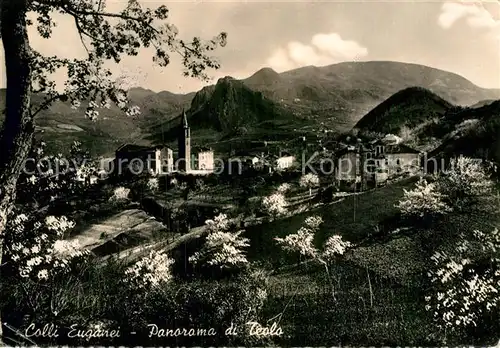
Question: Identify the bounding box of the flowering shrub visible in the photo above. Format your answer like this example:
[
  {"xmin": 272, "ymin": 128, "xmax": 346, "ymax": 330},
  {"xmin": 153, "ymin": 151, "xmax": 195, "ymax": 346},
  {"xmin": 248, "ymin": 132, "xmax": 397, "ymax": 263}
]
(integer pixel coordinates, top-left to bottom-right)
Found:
[
  {"xmin": 125, "ymin": 250, "xmax": 175, "ymax": 289},
  {"xmin": 275, "ymin": 227, "xmax": 318, "ymax": 258},
  {"xmin": 16, "ymin": 141, "xmax": 86, "ymax": 207},
  {"xmin": 439, "ymin": 156, "xmax": 495, "ymax": 211},
  {"xmin": 5, "ymin": 212, "xmax": 89, "ymax": 281},
  {"xmin": 425, "ymin": 228, "xmax": 500, "ymax": 331},
  {"xmin": 299, "ymin": 173, "xmax": 320, "ymax": 196},
  {"xmin": 396, "ymin": 178, "xmax": 452, "ymax": 219},
  {"xmin": 275, "ymin": 215, "xmax": 352, "ymax": 299},
  {"xmin": 147, "ymin": 177, "xmax": 159, "ymax": 192},
  {"xmin": 322, "ymin": 235, "xmax": 352, "ymax": 259},
  {"xmin": 304, "ymin": 215, "xmax": 324, "ymax": 230},
  {"xmin": 262, "ymin": 192, "xmax": 288, "ymax": 218},
  {"xmin": 189, "ymin": 214, "xmax": 250, "ymax": 269},
  {"xmin": 277, "ymin": 183, "xmax": 292, "ymax": 193},
  {"xmin": 110, "ymin": 186, "xmax": 130, "ymax": 201},
  {"xmin": 275, "ymin": 215, "xmax": 351, "ymax": 262},
  {"xmin": 205, "ymin": 213, "xmax": 230, "ymax": 232},
  {"xmin": 45, "ymin": 215, "xmax": 76, "ymax": 233}
]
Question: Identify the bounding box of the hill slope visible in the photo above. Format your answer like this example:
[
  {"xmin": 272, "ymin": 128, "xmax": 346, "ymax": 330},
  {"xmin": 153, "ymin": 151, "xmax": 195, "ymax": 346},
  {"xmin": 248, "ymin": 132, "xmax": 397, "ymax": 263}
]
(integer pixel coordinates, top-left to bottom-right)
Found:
[
  {"xmin": 429, "ymin": 100, "xmax": 500, "ymax": 162},
  {"xmin": 351, "ymin": 87, "xmax": 500, "ymax": 162},
  {"xmin": 148, "ymin": 76, "xmax": 306, "ymax": 149},
  {"xmin": 0, "ymin": 88, "xmax": 193, "ymax": 156},
  {"xmin": 353, "ymin": 87, "xmax": 454, "ymax": 134},
  {"xmin": 242, "ymin": 61, "xmax": 500, "ymax": 132},
  {"xmin": 1, "ymin": 60, "xmax": 498, "ymax": 156}
]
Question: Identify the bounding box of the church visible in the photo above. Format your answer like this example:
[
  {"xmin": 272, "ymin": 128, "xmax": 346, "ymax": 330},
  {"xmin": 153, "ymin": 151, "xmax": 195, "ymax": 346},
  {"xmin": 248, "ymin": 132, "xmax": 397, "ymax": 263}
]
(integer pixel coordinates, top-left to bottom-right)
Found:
[
  {"xmin": 113, "ymin": 109, "xmax": 214, "ymax": 176},
  {"xmin": 177, "ymin": 109, "xmax": 215, "ymax": 174}
]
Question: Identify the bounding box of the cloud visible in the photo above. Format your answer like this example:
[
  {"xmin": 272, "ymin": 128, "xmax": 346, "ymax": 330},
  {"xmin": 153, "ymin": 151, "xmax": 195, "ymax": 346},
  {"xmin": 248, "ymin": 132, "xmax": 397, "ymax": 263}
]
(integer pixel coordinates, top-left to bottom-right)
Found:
[
  {"xmin": 438, "ymin": 1, "xmax": 500, "ymax": 30},
  {"xmin": 266, "ymin": 32, "xmax": 368, "ymax": 72}
]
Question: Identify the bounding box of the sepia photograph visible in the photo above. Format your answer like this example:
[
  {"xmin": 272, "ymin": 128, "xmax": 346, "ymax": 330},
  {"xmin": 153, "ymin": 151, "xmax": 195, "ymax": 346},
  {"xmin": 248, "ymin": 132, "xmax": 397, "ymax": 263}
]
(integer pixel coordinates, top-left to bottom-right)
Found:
[{"xmin": 0, "ymin": 0, "xmax": 500, "ymax": 346}]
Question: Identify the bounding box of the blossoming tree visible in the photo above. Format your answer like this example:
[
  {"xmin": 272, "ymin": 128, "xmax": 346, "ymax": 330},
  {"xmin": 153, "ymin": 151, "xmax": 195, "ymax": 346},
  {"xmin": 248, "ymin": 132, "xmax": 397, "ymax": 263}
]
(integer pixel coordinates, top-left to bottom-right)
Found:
[
  {"xmin": 438, "ymin": 156, "xmax": 496, "ymax": 212},
  {"xmin": 395, "ymin": 156, "xmax": 500, "ymax": 339},
  {"xmin": 275, "ymin": 215, "xmax": 352, "ymax": 300},
  {"xmin": 395, "ymin": 178, "xmax": 452, "ymax": 221},
  {"xmin": 125, "ymin": 250, "xmax": 175, "ymax": 290},
  {"xmin": 425, "ymin": 228, "xmax": 500, "ymax": 335},
  {"xmin": 0, "ymin": 0, "xmax": 226, "ymax": 338},
  {"xmin": 261, "ymin": 191, "xmax": 288, "ymax": 219},
  {"xmin": 299, "ymin": 173, "xmax": 320, "ymax": 197},
  {"xmin": 5, "ymin": 213, "xmax": 89, "ymax": 281},
  {"xmin": 277, "ymin": 183, "xmax": 292, "ymax": 193},
  {"xmin": 189, "ymin": 214, "xmax": 250, "ymax": 270}
]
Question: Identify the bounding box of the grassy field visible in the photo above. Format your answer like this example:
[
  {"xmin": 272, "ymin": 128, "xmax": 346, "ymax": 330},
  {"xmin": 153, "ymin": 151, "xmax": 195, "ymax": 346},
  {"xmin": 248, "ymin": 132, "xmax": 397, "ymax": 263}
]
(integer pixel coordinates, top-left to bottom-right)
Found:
[
  {"xmin": 244, "ymin": 177, "xmax": 420, "ymax": 267},
  {"xmin": 243, "ymin": 176, "xmax": 443, "ymax": 345},
  {"xmin": 262, "ymin": 262, "xmax": 432, "ymax": 346}
]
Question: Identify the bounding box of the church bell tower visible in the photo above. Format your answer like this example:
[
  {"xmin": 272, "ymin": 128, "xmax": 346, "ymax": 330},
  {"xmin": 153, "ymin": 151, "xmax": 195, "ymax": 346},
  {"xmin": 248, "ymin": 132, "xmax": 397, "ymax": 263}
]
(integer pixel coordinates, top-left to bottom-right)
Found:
[{"xmin": 178, "ymin": 109, "xmax": 191, "ymax": 172}]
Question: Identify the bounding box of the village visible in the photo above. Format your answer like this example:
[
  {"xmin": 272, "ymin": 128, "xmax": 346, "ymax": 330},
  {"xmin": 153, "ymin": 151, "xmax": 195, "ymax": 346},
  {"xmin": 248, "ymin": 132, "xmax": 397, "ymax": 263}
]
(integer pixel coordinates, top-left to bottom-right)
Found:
[
  {"xmin": 84, "ymin": 109, "xmax": 425, "ymax": 194},
  {"xmin": 2, "ymin": 0, "xmax": 500, "ymax": 345}
]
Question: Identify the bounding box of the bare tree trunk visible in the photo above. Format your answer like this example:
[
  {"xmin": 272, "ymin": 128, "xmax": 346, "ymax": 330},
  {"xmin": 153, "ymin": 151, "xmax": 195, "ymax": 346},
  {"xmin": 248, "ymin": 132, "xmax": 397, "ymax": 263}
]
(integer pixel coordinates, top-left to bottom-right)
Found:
[{"xmin": 0, "ymin": 0, "xmax": 32, "ymax": 342}]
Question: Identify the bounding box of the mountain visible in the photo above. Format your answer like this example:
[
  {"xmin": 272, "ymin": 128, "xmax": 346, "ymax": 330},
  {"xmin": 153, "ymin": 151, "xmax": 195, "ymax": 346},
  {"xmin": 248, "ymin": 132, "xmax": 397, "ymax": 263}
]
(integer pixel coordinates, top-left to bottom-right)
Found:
[
  {"xmin": 241, "ymin": 61, "xmax": 500, "ymax": 132},
  {"xmin": 1, "ymin": 60, "xmax": 499, "ymax": 156},
  {"xmin": 0, "ymin": 87, "xmax": 194, "ymax": 156},
  {"xmin": 353, "ymin": 86, "xmax": 500, "ymax": 157},
  {"xmin": 429, "ymin": 101, "xmax": 500, "ymax": 162},
  {"xmin": 148, "ymin": 76, "xmax": 307, "ymax": 151},
  {"xmin": 470, "ymin": 99, "xmax": 497, "ymax": 109},
  {"xmin": 245, "ymin": 67, "xmax": 282, "ymax": 86},
  {"xmin": 353, "ymin": 87, "xmax": 455, "ymax": 135}
]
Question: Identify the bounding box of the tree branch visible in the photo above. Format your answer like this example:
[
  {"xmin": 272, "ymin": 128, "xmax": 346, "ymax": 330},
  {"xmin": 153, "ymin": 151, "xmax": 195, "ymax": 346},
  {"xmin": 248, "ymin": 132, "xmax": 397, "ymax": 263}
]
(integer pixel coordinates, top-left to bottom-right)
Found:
[
  {"xmin": 72, "ymin": 16, "xmax": 90, "ymax": 55},
  {"xmin": 63, "ymin": 6, "xmax": 160, "ymax": 34}
]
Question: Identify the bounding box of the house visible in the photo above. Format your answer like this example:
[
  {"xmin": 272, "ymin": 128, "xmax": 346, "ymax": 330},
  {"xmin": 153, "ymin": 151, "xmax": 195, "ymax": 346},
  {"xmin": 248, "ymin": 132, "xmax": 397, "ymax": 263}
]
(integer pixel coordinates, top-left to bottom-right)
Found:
[
  {"xmin": 334, "ymin": 146, "xmax": 367, "ymax": 187},
  {"xmin": 276, "ymin": 151, "xmax": 295, "ymax": 170},
  {"xmin": 114, "ymin": 144, "xmax": 174, "ymax": 176},
  {"xmin": 370, "ymin": 140, "xmax": 421, "ymax": 184},
  {"xmin": 334, "ymin": 139, "xmax": 421, "ymax": 189},
  {"xmin": 193, "ymin": 147, "xmax": 215, "ymax": 172}
]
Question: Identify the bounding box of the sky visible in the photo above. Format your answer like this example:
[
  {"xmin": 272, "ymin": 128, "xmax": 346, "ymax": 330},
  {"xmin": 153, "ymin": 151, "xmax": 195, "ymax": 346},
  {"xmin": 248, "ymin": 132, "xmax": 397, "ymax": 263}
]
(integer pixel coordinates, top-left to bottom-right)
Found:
[{"xmin": 0, "ymin": 0, "xmax": 499, "ymax": 93}]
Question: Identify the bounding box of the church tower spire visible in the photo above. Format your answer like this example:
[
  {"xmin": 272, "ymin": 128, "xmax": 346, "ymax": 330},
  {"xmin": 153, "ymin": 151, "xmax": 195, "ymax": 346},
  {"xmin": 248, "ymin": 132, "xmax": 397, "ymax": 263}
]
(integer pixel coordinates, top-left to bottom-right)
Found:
[
  {"xmin": 182, "ymin": 108, "xmax": 189, "ymax": 128},
  {"xmin": 178, "ymin": 108, "xmax": 191, "ymax": 172}
]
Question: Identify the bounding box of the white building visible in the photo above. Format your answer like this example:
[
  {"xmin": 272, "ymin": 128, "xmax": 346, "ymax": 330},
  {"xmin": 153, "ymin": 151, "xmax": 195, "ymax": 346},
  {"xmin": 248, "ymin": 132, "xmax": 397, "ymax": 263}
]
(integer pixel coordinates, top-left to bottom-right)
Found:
[
  {"xmin": 197, "ymin": 149, "xmax": 214, "ymax": 172},
  {"xmin": 251, "ymin": 156, "xmax": 260, "ymax": 166},
  {"xmin": 276, "ymin": 151, "xmax": 295, "ymax": 170},
  {"xmin": 115, "ymin": 144, "xmax": 174, "ymax": 175},
  {"xmin": 277, "ymin": 156, "xmax": 295, "ymax": 170},
  {"xmin": 75, "ymin": 169, "xmax": 98, "ymax": 185},
  {"xmin": 164, "ymin": 148, "xmax": 174, "ymax": 173}
]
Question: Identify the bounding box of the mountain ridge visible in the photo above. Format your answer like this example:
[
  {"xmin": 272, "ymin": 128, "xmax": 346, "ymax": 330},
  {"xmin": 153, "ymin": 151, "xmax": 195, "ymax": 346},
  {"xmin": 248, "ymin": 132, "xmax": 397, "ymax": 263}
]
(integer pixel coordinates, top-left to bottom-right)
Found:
[{"xmin": 1, "ymin": 60, "xmax": 499, "ymax": 155}]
